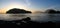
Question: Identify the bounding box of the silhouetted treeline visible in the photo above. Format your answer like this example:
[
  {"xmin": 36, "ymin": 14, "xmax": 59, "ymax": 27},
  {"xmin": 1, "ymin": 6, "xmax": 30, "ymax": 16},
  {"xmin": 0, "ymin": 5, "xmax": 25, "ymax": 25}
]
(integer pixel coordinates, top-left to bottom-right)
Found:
[
  {"xmin": 6, "ymin": 8, "xmax": 32, "ymax": 14},
  {"xmin": 45, "ymin": 9, "xmax": 60, "ymax": 14}
]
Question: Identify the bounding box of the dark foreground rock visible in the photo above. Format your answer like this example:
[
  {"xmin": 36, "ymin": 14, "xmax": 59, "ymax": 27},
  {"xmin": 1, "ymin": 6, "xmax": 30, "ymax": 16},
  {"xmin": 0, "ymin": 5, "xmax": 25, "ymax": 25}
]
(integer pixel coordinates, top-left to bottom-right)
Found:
[
  {"xmin": 0, "ymin": 17, "xmax": 60, "ymax": 28},
  {"xmin": 6, "ymin": 8, "xmax": 32, "ymax": 14}
]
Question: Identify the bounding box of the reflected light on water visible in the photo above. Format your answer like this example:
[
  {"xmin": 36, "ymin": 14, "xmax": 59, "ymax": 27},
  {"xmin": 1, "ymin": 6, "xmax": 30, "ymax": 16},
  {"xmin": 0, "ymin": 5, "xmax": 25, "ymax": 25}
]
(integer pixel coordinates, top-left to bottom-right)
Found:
[{"xmin": 0, "ymin": 13, "xmax": 60, "ymax": 22}]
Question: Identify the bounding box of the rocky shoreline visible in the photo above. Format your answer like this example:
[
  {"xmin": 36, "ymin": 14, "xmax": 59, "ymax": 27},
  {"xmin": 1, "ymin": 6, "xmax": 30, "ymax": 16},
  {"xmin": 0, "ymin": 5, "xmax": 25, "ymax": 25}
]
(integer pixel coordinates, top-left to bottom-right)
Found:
[{"xmin": 0, "ymin": 17, "xmax": 60, "ymax": 28}]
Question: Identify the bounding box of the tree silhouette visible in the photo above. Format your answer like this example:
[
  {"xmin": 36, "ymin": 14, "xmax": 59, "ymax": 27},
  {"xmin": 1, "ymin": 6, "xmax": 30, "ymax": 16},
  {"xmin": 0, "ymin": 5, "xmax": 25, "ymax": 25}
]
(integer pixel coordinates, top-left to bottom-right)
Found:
[
  {"xmin": 45, "ymin": 9, "xmax": 56, "ymax": 14},
  {"xmin": 45, "ymin": 9, "xmax": 60, "ymax": 14},
  {"xmin": 6, "ymin": 8, "xmax": 32, "ymax": 14}
]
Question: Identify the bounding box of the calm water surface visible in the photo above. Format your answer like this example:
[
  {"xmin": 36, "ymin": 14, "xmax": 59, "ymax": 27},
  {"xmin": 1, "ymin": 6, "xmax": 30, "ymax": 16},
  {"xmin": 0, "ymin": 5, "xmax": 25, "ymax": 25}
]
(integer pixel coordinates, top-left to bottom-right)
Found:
[{"xmin": 0, "ymin": 13, "xmax": 60, "ymax": 22}]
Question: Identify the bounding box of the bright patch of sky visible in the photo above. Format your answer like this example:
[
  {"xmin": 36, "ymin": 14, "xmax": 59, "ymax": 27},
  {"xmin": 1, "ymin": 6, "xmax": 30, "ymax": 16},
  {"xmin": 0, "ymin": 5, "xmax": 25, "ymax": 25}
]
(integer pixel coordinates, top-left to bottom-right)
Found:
[{"xmin": 0, "ymin": 0, "xmax": 60, "ymax": 11}]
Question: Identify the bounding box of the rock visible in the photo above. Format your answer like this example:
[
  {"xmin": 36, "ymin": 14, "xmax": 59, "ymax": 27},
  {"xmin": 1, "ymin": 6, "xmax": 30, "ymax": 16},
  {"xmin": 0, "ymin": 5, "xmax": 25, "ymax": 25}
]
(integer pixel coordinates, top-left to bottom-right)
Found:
[{"xmin": 22, "ymin": 17, "xmax": 31, "ymax": 21}]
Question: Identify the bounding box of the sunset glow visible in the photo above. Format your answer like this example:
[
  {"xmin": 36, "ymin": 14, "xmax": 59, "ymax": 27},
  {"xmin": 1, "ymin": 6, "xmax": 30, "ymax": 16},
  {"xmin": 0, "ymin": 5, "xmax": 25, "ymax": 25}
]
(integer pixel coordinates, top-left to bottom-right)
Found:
[
  {"xmin": 0, "ymin": 0, "xmax": 60, "ymax": 14},
  {"xmin": 0, "ymin": 4, "xmax": 29, "ymax": 13}
]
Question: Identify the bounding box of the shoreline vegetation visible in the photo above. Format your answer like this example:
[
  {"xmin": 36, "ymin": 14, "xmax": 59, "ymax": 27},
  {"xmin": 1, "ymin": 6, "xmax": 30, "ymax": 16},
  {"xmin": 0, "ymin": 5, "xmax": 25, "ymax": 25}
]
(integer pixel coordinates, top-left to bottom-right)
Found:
[
  {"xmin": 0, "ymin": 17, "xmax": 60, "ymax": 28},
  {"xmin": 45, "ymin": 9, "xmax": 60, "ymax": 14},
  {"xmin": 0, "ymin": 8, "xmax": 60, "ymax": 14},
  {"xmin": 6, "ymin": 8, "xmax": 60, "ymax": 14},
  {"xmin": 33, "ymin": 9, "xmax": 60, "ymax": 14},
  {"xmin": 6, "ymin": 8, "xmax": 32, "ymax": 14}
]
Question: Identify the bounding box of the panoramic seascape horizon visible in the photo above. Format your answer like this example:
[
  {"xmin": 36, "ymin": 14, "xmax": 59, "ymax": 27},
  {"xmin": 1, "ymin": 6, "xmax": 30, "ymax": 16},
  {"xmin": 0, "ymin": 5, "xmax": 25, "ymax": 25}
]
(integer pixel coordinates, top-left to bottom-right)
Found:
[
  {"xmin": 0, "ymin": 0, "xmax": 60, "ymax": 28},
  {"xmin": 0, "ymin": 13, "xmax": 60, "ymax": 23}
]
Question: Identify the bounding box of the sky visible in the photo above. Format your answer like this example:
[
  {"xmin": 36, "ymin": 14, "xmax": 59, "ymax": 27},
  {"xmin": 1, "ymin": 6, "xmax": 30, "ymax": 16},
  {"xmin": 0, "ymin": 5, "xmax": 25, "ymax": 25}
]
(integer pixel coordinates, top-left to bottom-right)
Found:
[{"xmin": 0, "ymin": 0, "xmax": 60, "ymax": 13}]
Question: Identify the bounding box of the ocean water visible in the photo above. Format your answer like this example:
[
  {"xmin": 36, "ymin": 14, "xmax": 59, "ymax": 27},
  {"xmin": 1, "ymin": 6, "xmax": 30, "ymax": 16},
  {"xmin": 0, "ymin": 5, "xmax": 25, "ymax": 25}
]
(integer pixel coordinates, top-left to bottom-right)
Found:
[{"xmin": 0, "ymin": 13, "xmax": 60, "ymax": 22}]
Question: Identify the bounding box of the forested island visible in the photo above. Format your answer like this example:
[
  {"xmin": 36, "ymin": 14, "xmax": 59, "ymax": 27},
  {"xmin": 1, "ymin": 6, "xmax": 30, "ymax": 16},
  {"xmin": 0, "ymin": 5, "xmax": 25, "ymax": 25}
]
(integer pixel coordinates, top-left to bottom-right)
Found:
[
  {"xmin": 45, "ymin": 9, "xmax": 60, "ymax": 14},
  {"xmin": 6, "ymin": 8, "xmax": 32, "ymax": 14}
]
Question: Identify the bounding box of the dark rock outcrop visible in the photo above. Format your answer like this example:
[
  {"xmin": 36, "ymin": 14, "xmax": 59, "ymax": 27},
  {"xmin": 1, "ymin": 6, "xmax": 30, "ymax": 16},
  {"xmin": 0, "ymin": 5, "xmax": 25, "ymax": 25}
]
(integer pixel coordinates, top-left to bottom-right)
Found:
[
  {"xmin": 6, "ymin": 8, "xmax": 32, "ymax": 14},
  {"xmin": 22, "ymin": 17, "xmax": 31, "ymax": 21},
  {"xmin": 0, "ymin": 17, "xmax": 59, "ymax": 28}
]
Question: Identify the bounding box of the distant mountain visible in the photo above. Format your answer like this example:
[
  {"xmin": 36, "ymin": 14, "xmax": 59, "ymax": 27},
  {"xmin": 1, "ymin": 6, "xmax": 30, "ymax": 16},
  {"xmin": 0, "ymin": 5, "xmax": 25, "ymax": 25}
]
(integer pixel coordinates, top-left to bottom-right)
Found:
[{"xmin": 6, "ymin": 8, "xmax": 32, "ymax": 14}]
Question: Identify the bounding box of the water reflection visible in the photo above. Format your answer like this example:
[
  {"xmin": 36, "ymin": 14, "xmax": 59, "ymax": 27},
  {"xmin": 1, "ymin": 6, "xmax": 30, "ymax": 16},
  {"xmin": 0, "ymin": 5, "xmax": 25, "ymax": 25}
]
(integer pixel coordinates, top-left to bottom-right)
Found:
[
  {"xmin": 9, "ymin": 14, "xmax": 27, "ymax": 17},
  {"xmin": 46, "ymin": 14, "xmax": 60, "ymax": 22},
  {"xmin": 0, "ymin": 14, "xmax": 29, "ymax": 21},
  {"xmin": 48, "ymin": 14, "xmax": 56, "ymax": 18},
  {"xmin": 0, "ymin": 13, "xmax": 60, "ymax": 22}
]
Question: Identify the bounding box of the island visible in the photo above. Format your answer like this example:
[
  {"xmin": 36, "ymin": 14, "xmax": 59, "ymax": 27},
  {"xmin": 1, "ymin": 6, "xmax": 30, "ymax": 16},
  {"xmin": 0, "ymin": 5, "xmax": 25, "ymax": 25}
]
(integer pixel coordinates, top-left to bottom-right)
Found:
[
  {"xmin": 6, "ymin": 8, "xmax": 32, "ymax": 14},
  {"xmin": 45, "ymin": 9, "xmax": 60, "ymax": 14}
]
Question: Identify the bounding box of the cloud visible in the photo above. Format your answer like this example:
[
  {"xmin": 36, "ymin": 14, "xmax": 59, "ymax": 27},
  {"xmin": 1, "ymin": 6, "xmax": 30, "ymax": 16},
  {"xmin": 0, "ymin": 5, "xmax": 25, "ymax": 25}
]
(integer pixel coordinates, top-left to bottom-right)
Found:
[{"xmin": 24, "ymin": 0, "xmax": 31, "ymax": 6}]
